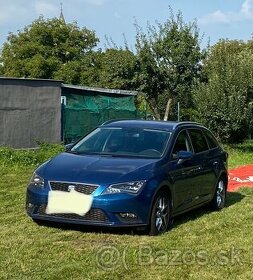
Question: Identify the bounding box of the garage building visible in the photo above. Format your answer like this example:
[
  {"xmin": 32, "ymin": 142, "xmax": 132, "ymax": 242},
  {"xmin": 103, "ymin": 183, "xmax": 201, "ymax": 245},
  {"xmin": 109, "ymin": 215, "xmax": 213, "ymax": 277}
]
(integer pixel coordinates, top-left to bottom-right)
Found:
[{"xmin": 0, "ymin": 77, "xmax": 138, "ymax": 148}]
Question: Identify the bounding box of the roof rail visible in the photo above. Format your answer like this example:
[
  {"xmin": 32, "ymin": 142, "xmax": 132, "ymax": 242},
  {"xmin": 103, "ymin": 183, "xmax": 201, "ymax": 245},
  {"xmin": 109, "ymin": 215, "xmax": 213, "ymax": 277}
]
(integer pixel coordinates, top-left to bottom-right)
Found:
[
  {"xmin": 101, "ymin": 119, "xmax": 137, "ymax": 126},
  {"xmin": 100, "ymin": 120, "xmax": 117, "ymax": 126},
  {"xmin": 172, "ymin": 121, "xmax": 202, "ymax": 130},
  {"xmin": 100, "ymin": 119, "xmax": 203, "ymax": 129}
]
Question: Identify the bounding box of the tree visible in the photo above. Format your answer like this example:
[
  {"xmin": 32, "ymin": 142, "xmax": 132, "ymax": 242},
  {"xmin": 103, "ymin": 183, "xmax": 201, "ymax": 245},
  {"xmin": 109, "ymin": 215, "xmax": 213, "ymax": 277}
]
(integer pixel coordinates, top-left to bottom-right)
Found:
[
  {"xmin": 1, "ymin": 17, "xmax": 98, "ymax": 79},
  {"xmin": 135, "ymin": 11, "xmax": 204, "ymax": 120},
  {"xmin": 55, "ymin": 48, "xmax": 138, "ymax": 90},
  {"xmin": 194, "ymin": 40, "xmax": 253, "ymax": 143},
  {"xmin": 54, "ymin": 51, "xmax": 102, "ymax": 86},
  {"xmin": 95, "ymin": 48, "xmax": 138, "ymax": 90},
  {"xmin": 0, "ymin": 16, "xmax": 137, "ymax": 91}
]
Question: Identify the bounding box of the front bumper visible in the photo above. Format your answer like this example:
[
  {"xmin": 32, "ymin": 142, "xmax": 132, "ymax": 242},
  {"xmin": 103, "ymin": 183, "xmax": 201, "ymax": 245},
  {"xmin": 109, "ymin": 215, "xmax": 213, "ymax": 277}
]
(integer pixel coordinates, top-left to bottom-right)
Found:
[{"xmin": 26, "ymin": 185, "xmax": 151, "ymax": 227}]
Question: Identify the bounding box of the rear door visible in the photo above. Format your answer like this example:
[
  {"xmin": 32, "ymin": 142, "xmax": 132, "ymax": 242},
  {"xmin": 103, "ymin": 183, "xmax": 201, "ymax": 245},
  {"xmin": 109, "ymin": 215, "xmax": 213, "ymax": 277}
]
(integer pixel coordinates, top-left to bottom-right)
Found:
[{"xmin": 187, "ymin": 128, "xmax": 217, "ymax": 203}]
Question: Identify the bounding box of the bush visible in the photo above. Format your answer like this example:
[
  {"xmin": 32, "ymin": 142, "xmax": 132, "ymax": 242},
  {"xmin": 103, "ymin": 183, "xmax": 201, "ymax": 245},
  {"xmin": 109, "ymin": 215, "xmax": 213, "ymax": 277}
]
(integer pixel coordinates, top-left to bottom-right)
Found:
[
  {"xmin": 194, "ymin": 83, "xmax": 250, "ymax": 143},
  {"xmin": 0, "ymin": 143, "xmax": 65, "ymax": 167},
  {"xmin": 194, "ymin": 41, "xmax": 253, "ymax": 143}
]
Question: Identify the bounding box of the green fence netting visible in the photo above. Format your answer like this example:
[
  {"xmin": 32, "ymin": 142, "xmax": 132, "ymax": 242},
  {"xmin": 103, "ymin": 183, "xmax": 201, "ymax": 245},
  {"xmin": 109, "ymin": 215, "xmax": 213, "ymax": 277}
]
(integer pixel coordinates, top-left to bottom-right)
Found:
[{"xmin": 63, "ymin": 93, "xmax": 143, "ymax": 143}]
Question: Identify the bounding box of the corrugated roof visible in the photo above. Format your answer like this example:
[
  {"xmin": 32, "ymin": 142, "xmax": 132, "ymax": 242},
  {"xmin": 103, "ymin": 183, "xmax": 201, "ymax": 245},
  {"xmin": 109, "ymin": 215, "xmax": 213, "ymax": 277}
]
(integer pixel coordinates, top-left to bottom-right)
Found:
[
  {"xmin": 0, "ymin": 76, "xmax": 63, "ymax": 83},
  {"xmin": 62, "ymin": 83, "xmax": 137, "ymax": 96},
  {"xmin": 0, "ymin": 78, "xmax": 138, "ymax": 96}
]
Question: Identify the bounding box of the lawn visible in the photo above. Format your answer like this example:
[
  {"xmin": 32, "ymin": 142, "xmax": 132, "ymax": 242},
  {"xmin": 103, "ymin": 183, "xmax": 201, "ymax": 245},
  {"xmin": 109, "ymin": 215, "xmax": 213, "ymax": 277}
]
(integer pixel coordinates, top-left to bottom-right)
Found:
[
  {"xmin": 0, "ymin": 142, "xmax": 252, "ymax": 280},
  {"xmin": 224, "ymin": 140, "xmax": 253, "ymax": 169}
]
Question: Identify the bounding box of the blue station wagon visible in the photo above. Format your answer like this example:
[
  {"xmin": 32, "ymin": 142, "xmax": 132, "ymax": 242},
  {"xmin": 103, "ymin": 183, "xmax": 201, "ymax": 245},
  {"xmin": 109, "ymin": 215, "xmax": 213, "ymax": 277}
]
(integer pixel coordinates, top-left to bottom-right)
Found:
[{"xmin": 26, "ymin": 120, "xmax": 228, "ymax": 235}]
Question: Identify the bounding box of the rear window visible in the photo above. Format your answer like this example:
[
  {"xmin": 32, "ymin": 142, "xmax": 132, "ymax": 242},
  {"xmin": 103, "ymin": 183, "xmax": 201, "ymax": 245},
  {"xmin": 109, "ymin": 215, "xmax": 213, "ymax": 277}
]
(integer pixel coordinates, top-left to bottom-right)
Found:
[{"xmin": 188, "ymin": 129, "xmax": 209, "ymax": 153}]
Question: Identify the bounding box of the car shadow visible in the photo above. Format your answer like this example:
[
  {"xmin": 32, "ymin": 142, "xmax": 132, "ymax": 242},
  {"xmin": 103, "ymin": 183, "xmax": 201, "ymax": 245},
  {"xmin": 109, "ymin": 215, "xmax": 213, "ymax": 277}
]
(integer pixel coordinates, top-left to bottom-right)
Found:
[
  {"xmin": 37, "ymin": 191, "xmax": 245, "ymax": 236},
  {"xmin": 172, "ymin": 191, "xmax": 245, "ymax": 230},
  {"xmin": 226, "ymin": 191, "xmax": 245, "ymax": 207},
  {"xmin": 38, "ymin": 220, "xmax": 140, "ymax": 235}
]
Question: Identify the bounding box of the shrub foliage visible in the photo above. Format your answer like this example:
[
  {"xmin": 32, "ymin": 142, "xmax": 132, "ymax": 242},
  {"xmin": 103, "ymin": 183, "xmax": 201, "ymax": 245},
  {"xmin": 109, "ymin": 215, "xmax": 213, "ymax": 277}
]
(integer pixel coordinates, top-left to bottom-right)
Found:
[{"xmin": 0, "ymin": 143, "xmax": 64, "ymax": 167}]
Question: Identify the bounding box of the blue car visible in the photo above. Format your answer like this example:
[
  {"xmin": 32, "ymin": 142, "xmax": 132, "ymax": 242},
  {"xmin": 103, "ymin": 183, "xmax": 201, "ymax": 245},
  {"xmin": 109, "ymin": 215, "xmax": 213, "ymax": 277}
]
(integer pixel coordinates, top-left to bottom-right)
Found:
[{"xmin": 26, "ymin": 120, "xmax": 228, "ymax": 235}]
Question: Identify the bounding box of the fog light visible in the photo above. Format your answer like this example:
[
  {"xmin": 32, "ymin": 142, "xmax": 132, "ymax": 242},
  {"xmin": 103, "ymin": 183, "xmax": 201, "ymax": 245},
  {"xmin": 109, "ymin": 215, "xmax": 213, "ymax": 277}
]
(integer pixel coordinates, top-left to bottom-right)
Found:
[
  {"xmin": 119, "ymin": 213, "xmax": 137, "ymax": 219},
  {"xmin": 27, "ymin": 203, "xmax": 34, "ymax": 209},
  {"xmin": 26, "ymin": 203, "xmax": 35, "ymax": 214}
]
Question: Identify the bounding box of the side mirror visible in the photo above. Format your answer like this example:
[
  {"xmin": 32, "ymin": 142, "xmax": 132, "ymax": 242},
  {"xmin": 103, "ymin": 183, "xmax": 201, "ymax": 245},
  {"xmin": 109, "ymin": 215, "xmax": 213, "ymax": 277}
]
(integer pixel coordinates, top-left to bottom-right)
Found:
[
  {"xmin": 65, "ymin": 143, "xmax": 75, "ymax": 152},
  {"xmin": 177, "ymin": 150, "xmax": 193, "ymax": 164}
]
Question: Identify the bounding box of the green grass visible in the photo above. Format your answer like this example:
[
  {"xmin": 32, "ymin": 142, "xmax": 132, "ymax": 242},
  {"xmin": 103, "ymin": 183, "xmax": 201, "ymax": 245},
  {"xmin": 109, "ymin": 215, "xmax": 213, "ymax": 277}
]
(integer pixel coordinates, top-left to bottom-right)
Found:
[
  {"xmin": 224, "ymin": 140, "xmax": 253, "ymax": 169},
  {"xmin": 0, "ymin": 143, "xmax": 64, "ymax": 167},
  {"xmin": 0, "ymin": 142, "xmax": 253, "ymax": 279}
]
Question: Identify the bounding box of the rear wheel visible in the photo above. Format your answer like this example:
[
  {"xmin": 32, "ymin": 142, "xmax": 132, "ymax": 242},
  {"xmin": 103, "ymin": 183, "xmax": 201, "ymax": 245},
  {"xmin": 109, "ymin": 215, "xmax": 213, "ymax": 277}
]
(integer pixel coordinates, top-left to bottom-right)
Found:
[
  {"xmin": 149, "ymin": 190, "xmax": 171, "ymax": 236},
  {"xmin": 211, "ymin": 178, "xmax": 227, "ymax": 210}
]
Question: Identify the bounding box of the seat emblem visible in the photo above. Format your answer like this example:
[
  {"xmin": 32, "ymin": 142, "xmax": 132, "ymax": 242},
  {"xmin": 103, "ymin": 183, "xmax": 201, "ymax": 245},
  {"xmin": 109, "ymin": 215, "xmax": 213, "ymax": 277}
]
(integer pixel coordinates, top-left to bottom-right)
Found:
[{"xmin": 68, "ymin": 185, "xmax": 76, "ymax": 192}]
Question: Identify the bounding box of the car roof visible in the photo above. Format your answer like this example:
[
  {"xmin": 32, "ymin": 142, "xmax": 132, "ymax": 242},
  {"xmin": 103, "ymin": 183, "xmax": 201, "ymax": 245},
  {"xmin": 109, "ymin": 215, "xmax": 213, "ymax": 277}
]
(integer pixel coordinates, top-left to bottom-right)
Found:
[{"xmin": 101, "ymin": 119, "xmax": 204, "ymax": 131}]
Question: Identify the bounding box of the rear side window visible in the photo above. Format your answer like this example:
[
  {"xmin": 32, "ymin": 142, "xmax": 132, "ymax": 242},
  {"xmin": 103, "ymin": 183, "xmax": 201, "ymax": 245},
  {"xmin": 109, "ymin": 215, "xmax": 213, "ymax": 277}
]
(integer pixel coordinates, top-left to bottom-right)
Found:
[
  {"xmin": 188, "ymin": 129, "xmax": 209, "ymax": 153},
  {"xmin": 203, "ymin": 130, "xmax": 219, "ymax": 149}
]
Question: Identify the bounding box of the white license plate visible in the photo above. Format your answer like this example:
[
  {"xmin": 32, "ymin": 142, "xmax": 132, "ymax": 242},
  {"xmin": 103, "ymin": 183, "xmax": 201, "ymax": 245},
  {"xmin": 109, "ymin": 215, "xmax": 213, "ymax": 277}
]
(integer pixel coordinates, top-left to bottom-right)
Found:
[{"xmin": 46, "ymin": 190, "xmax": 93, "ymax": 216}]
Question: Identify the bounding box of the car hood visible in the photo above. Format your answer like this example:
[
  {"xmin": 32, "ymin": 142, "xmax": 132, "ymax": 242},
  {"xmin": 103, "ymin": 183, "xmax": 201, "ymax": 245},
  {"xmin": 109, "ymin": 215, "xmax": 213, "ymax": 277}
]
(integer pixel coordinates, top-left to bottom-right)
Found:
[{"xmin": 40, "ymin": 152, "xmax": 159, "ymax": 185}]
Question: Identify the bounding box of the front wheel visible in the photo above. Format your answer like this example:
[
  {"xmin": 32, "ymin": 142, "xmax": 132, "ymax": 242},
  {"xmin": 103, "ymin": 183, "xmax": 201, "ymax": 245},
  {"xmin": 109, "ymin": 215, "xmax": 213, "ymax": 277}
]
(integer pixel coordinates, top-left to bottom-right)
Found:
[
  {"xmin": 149, "ymin": 191, "xmax": 171, "ymax": 236},
  {"xmin": 211, "ymin": 178, "xmax": 227, "ymax": 210}
]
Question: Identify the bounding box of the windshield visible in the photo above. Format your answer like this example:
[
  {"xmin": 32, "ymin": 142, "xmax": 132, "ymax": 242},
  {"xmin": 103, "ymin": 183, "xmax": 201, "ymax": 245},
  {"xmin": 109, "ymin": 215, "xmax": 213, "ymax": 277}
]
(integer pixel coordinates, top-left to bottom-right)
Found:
[{"xmin": 71, "ymin": 127, "xmax": 171, "ymax": 158}]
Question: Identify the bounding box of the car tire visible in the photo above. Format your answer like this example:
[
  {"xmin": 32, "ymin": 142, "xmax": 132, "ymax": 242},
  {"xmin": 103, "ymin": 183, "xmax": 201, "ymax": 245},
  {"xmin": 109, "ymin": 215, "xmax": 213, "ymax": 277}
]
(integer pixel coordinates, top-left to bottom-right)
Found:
[
  {"xmin": 210, "ymin": 178, "xmax": 227, "ymax": 210},
  {"xmin": 149, "ymin": 190, "xmax": 171, "ymax": 236}
]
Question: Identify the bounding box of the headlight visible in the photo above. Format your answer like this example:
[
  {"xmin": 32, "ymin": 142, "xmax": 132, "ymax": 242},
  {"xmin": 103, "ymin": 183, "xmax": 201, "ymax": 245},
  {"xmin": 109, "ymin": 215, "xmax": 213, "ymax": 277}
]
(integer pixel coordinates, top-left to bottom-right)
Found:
[
  {"xmin": 102, "ymin": 181, "xmax": 146, "ymax": 195},
  {"xmin": 29, "ymin": 173, "xmax": 45, "ymax": 188}
]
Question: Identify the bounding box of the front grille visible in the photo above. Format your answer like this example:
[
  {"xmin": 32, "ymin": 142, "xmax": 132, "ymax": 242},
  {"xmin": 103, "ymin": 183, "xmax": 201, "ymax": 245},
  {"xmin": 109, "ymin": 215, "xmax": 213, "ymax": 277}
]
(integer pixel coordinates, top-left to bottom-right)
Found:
[
  {"xmin": 37, "ymin": 205, "xmax": 108, "ymax": 222},
  {"xmin": 49, "ymin": 181, "xmax": 98, "ymax": 195}
]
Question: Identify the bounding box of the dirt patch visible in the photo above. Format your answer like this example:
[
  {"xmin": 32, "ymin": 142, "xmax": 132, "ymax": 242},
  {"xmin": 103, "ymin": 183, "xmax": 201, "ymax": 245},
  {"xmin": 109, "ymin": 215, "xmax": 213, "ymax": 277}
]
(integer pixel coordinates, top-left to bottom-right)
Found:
[{"xmin": 228, "ymin": 165, "xmax": 253, "ymax": 192}]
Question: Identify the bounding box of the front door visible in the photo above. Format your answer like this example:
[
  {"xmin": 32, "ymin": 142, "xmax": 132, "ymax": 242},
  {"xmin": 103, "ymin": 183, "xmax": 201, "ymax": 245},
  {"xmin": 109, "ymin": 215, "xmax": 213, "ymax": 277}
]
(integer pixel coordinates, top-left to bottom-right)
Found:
[{"xmin": 168, "ymin": 130, "xmax": 200, "ymax": 213}]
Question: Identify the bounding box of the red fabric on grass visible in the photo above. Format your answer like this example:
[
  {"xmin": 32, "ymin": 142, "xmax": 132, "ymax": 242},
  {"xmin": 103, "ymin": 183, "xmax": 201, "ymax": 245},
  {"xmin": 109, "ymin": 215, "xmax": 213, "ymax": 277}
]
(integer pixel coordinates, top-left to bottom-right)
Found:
[{"xmin": 228, "ymin": 165, "xmax": 253, "ymax": 192}]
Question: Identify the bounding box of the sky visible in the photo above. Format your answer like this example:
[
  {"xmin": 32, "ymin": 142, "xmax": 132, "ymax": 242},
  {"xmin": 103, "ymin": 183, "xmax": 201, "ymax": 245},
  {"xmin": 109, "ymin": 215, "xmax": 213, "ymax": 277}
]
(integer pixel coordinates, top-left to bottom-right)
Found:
[{"xmin": 0, "ymin": 0, "xmax": 253, "ymax": 50}]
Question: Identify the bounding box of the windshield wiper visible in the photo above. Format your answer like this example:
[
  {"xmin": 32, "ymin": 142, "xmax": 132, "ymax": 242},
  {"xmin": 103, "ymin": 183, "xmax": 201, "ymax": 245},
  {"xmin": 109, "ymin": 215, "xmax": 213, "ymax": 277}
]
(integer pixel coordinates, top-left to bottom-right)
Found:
[
  {"xmin": 68, "ymin": 151, "xmax": 105, "ymax": 156},
  {"xmin": 66, "ymin": 150, "xmax": 80, "ymax": 154}
]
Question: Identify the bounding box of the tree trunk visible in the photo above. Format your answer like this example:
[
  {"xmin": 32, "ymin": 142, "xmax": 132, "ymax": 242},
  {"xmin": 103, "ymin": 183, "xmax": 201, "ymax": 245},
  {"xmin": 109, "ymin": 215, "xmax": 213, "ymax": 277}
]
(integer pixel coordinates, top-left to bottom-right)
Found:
[
  {"xmin": 163, "ymin": 98, "xmax": 172, "ymax": 121},
  {"xmin": 148, "ymin": 98, "xmax": 161, "ymax": 120}
]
